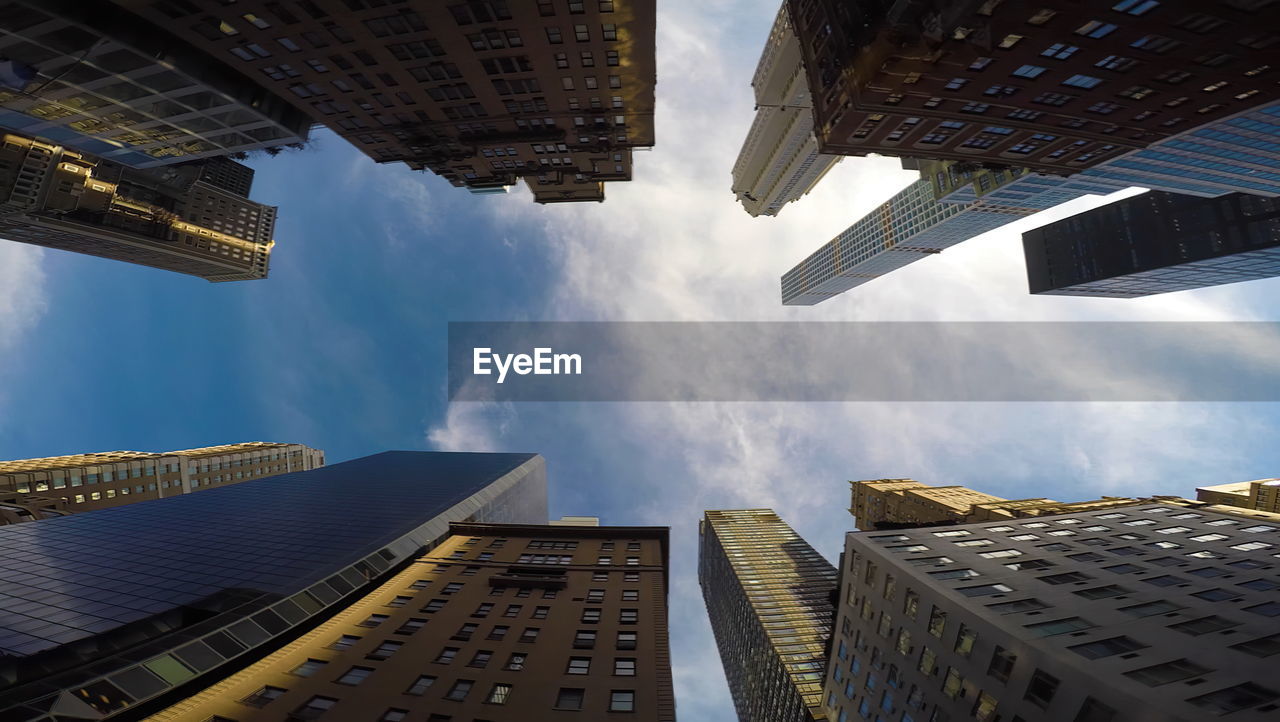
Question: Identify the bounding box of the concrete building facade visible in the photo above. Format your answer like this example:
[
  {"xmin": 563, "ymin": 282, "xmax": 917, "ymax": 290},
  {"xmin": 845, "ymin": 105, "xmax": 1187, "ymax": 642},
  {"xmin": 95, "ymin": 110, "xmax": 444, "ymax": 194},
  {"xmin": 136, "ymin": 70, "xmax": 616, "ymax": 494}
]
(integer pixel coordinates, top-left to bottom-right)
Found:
[
  {"xmin": 0, "ymin": 451, "xmax": 548, "ymax": 721},
  {"xmin": 114, "ymin": 0, "xmax": 657, "ymax": 203},
  {"xmin": 0, "ymin": 0, "xmax": 311, "ymax": 168},
  {"xmin": 148, "ymin": 520, "xmax": 675, "ymax": 722},
  {"xmin": 731, "ymin": 4, "xmax": 841, "ymax": 217},
  {"xmin": 823, "ymin": 500, "xmax": 1280, "ymax": 722},
  {"xmin": 0, "ymin": 132, "xmax": 277, "ymax": 281},
  {"xmin": 700, "ymin": 509, "xmax": 838, "ymax": 722},
  {"xmin": 0, "ymin": 441, "xmax": 323, "ymax": 524},
  {"xmin": 1023, "ymin": 190, "xmax": 1280, "ymax": 298}
]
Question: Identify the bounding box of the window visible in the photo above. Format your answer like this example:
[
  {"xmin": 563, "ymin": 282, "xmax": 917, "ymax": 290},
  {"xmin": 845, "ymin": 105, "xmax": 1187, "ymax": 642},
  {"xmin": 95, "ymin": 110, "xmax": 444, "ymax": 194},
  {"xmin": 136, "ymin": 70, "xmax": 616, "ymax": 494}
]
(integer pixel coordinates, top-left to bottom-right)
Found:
[
  {"xmin": 290, "ymin": 696, "xmax": 337, "ymax": 720},
  {"xmin": 1013, "ymin": 65, "xmax": 1047, "ymax": 78},
  {"xmin": 379, "ymin": 709, "xmax": 407, "ymax": 722},
  {"xmin": 486, "ymin": 682, "xmax": 512, "ymax": 704},
  {"xmin": 615, "ymin": 657, "xmax": 636, "ymax": 676},
  {"xmin": 556, "ymin": 688, "xmax": 585, "ymax": 710},
  {"xmin": 1024, "ymin": 670, "xmax": 1060, "ymax": 707},
  {"xmin": 468, "ymin": 650, "xmax": 492, "ymax": 668},
  {"xmin": 1119, "ymin": 599, "xmax": 1183, "ymax": 617},
  {"xmin": 1231, "ymin": 633, "xmax": 1280, "ymax": 658},
  {"xmin": 1063, "ymin": 74, "xmax": 1104, "ymax": 88},
  {"xmin": 1188, "ymin": 682, "xmax": 1280, "ymax": 715},
  {"xmin": 435, "ymin": 647, "xmax": 459, "ymax": 664},
  {"xmin": 1075, "ymin": 21, "xmax": 1118, "ymax": 38},
  {"xmin": 336, "ymin": 666, "xmax": 375, "ymax": 686},
  {"xmin": 928, "ymin": 606, "xmax": 947, "ymax": 637},
  {"xmin": 988, "ymin": 647, "xmax": 1016, "ymax": 682},
  {"xmin": 290, "ymin": 659, "xmax": 328, "ymax": 677},
  {"xmin": 1126, "ymin": 658, "xmax": 1210, "ymax": 686},
  {"xmin": 1170, "ymin": 615, "xmax": 1238, "ymax": 635},
  {"xmin": 519, "ymin": 627, "xmax": 540, "ymax": 643},
  {"xmin": 1245, "ymin": 601, "xmax": 1280, "ymax": 617},
  {"xmin": 405, "ymin": 675, "xmax": 436, "ymax": 695},
  {"xmin": 1194, "ymin": 588, "xmax": 1242, "ymax": 602},
  {"xmin": 954, "ymin": 625, "xmax": 977, "ymax": 657},
  {"xmin": 368, "ymin": 641, "xmax": 402, "ymax": 660},
  {"xmin": 610, "ymin": 690, "xmax": 635, "ymax": 712},
  {"xmin": 1075, "ymin": 697, "xmax": 1119, "ymax": 722},
  {"xmin": 1070, "ymin": 635, "xmax": 1146, "ymax": 659},
  {"xmin": 444, "ymin": 679, "xmax": 473, "ymax": 701},
  {"xmin": 505, "ymin": 652, "xmax": 527, "ymax": 670},
  {"xmin": 1042, "ymin": 43, "xmax": 1079, "ymax": 59},
  {"xmin": 503, "ymin": 605, "xmax": 522, "ymax": 617},
  {"xmin": 958, "ymin": 584, "xmax": 1013, "ymax": 597},
  {"xmin": 617, "ymin": 631, "xmax": 637, "ymax": 650},
  {"xmin": 241, "ymin": 686, "xmax": 286, "ymax": 707},
  {"xmin": 359, "ymin": 614, "xmax": 389, "ymax": 628},
  {"xmin": 329, "ymin": 635, "xmax": 360, "ymax": 650},
  {"xmin": 568, "ymin": 657, "xmax": 591, "ymax": 674},
  {"xmin": 1025, "ymin": 617, "xmax": 1094, "ymax": 636},
  {"xmin": 487, "ymin": 625, "xmax": 509, "ymax": 641}
]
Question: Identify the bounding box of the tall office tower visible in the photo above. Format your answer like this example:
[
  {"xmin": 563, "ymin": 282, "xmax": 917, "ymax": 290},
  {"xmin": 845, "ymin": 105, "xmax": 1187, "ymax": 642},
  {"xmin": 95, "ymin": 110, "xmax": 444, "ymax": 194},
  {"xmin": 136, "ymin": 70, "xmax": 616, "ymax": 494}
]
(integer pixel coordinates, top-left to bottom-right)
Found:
[
  {"xmin": 149, "ymin": 519, "xmax": 675, "ymax": 722},
  {"xmin": 0, "ymin": 0, "xmax": 311, "ymax": 168},
  {"xmin": 850, "ymin": 479, "xmax": 1144, "ymax": 531},
  {"xmin": 0, "ymin": 132, "xmax": 277, "ymax": 281},
  {"xmin": 700, "ymin": 509, "xmax": 838, "ymax": 722},
  {"xmin": 780, "ymin": 159, "xmax": 1130, "ymax": 305},
  {"xmin": 783, "ymin": 0, "xmax": 1280, "ymax": 176},
  {"xmin": 115, "ymin": 0, "xmax": 658, "ymax": 204},
  {"xmin": 1198, "ymin": 478, "xmax": 1280, "ymax": 514},
  {"xmin": 1023, "ymin": 190, "xmax": 1280, "ymax": 298},
  {"xmin": 731, "ymin": 5, "xmax": 841, "ymax": 217},
  {"xmin": 0, "ymin": 441, "xmax": 323, "ymax": 524},
  {"xmin": 822, "ymin": 500, "xmax": 1280, "ymax": 722},
  {"xmin": 0, "ymin": 451, "xmax": 547, "ymax": 721}
]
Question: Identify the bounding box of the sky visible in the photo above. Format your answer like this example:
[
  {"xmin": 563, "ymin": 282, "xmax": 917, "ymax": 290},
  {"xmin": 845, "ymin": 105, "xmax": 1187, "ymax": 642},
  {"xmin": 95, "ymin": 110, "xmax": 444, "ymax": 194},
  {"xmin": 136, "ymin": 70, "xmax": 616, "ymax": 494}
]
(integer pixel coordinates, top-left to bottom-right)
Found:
[{"xmin": 3, "ymin": 1, "xmax": 1280, "ymax": 719}]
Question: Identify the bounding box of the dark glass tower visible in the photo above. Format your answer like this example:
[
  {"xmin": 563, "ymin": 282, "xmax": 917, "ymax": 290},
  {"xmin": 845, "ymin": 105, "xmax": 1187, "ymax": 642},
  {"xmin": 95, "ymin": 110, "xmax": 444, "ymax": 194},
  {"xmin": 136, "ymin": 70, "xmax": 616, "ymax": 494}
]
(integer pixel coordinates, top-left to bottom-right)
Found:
[
  {"xmin": 1023, "ymin": 191, "xmax": 1280, "ymax": 298},
  {"xmin": 0, "ymin": 450, "xmax": 546, "ymax": 721},
  {"xmin": 699, "ymin": 509, "xmax": 838, "ymax": 722}
]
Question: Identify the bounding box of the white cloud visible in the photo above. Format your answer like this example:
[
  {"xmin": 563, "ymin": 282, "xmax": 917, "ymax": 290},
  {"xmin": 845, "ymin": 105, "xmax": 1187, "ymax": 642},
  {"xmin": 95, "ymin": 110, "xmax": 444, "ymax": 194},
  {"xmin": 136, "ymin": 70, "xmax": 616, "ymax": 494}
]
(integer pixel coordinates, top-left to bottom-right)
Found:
[{"xmin": 0, "ymin": 243, "xmax": 46, "ymax": 354}]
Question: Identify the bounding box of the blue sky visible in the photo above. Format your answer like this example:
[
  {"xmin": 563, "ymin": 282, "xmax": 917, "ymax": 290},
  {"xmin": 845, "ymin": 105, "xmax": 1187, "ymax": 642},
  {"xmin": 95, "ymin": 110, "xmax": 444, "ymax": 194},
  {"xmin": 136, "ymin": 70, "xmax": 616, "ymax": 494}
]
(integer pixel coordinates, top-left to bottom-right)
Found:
[{"xmin": 3, "ymin": 1, "xmax": 1280, "ymax": 719}]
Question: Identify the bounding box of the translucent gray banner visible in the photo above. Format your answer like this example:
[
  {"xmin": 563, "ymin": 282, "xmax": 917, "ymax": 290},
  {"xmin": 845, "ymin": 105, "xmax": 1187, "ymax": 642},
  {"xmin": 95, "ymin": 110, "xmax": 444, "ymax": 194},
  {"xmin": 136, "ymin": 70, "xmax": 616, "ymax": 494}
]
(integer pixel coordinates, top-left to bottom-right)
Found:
[{"xmin": 447, "ymin": 322, "xmax": 1280, "ymax": 402}]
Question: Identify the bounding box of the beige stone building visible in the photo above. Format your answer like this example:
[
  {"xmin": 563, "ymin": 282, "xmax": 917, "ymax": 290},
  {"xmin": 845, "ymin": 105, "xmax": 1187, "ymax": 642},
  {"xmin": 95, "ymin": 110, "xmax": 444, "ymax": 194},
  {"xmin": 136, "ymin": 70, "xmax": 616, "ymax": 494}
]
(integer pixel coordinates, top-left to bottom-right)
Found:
[
  {"xmin": 0, "ymin": 441, "xmax": 324, "ymax": 523},
  {"xmin": 146, "ymin": 520, "xmax": 674, "ymax": 721},
  {"xmin": 1197, "ymin": 478, "xmax": 1280, "ymax": 515},
  {"xmin": 0, "ymin": 132, "xmax": 277, "ymax": 281}
]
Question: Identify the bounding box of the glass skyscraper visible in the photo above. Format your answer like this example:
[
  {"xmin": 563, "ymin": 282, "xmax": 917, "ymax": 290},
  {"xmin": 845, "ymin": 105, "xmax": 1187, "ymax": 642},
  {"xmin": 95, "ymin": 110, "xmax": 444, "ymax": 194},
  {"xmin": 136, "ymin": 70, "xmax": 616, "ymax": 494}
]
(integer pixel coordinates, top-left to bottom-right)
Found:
[
  {"xmin": 700, "ymin": 509, "xmax": 838, "ymax": 722},
  {"xmin": 0, "ymin": 450, "xmax": 547, "ymax": 721},
  {"xmin": 1024, "ymin": 190, "xmax": 1280, "ymax": 297}
]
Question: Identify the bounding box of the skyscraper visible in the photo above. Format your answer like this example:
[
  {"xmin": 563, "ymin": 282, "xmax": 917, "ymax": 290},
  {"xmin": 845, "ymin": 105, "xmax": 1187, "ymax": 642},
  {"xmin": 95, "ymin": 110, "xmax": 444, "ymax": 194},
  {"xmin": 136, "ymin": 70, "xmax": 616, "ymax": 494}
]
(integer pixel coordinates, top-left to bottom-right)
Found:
[
  {"xmin": 0, "ymin": 451, "xmax": 547, "ymax": 721},
  {"xmin": 700, "ymin": 509, "xmax": 838, "ymax": 722},
  {"xmin": 780, "ymin": 160, "xmax": 1127, "ymax": 305},
  {"xmin": 0, "ymin": 0, "xmax": 311, "ymax": 167},
  {"xmin": 0, "ymin": 441, "xmax": 323, "ymax": 524},
  {"xmin": 823, "ymin": 500, "xmax": 1280, "ymax": 722},
  {"xmin": 1197, "ymin": 478, "xmax": 1280, "ymax": 515},
  {"xmin": 850, "ymin": 478, "xmax": 1147, "ymax": 531},
  {"xmin": 783, "ymin": 0, "xmax": 1280, "ymax": 175},
  {"xmin": 147, "ymin": 519, "xmax": 674, "ymax": 721},
  {"xmin": 731, "ymin": 5, "xmax": 841, "ymax": 217},
  {"xmin": 0, "ymin": 132, "xmax": 278, "ymax": 281},
  {"xmin": 1023, "ymin": 190, "xmax": 1280, "ymax": 298},
  {"xmin": 114, "ymin": 0, "xmax": 658, "ymax": 204}
]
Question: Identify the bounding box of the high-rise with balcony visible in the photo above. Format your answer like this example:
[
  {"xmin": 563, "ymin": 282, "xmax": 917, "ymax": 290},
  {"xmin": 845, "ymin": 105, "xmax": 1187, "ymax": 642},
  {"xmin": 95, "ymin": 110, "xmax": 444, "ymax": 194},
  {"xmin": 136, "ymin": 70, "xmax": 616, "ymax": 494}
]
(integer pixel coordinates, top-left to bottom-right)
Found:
[
  {"xmin": 783, "ymin": 0, "xmax": 1280, "ymax": 178},
  {"xmin": 731, "ymin": 5, "xmax": 841, "ymax": 217},
  {"xmin": 0, "ymin": 0, "xmax": 311, "ymax": 168},
  {"xmin": 823, "ymin": 499, "xmax": 1280, "ymax": 722},
  {"xmin": 1023, "ymin": 190, "xmax": 1280, "ymax": 298},
  {"xmin": 700, "ymin": 509, "xmax": 838, "ymax": 722},
  {"xmin": 0, "ymin": 441, "xmax": 323, "ymax": 524},
  {"xmin": 114, "ymin": 0, "xmax": 657, "ymax": 204},
  {"xmin": 0, "ymin": 131, "xmax": 277, "ymax": 281},
  {"xmin": 147, "ymin": 519, "xmax": 674, "ymax": 722},
  {"xmin": 0, "ymin": 450, "xmax": 548, "ymax": 721}
]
